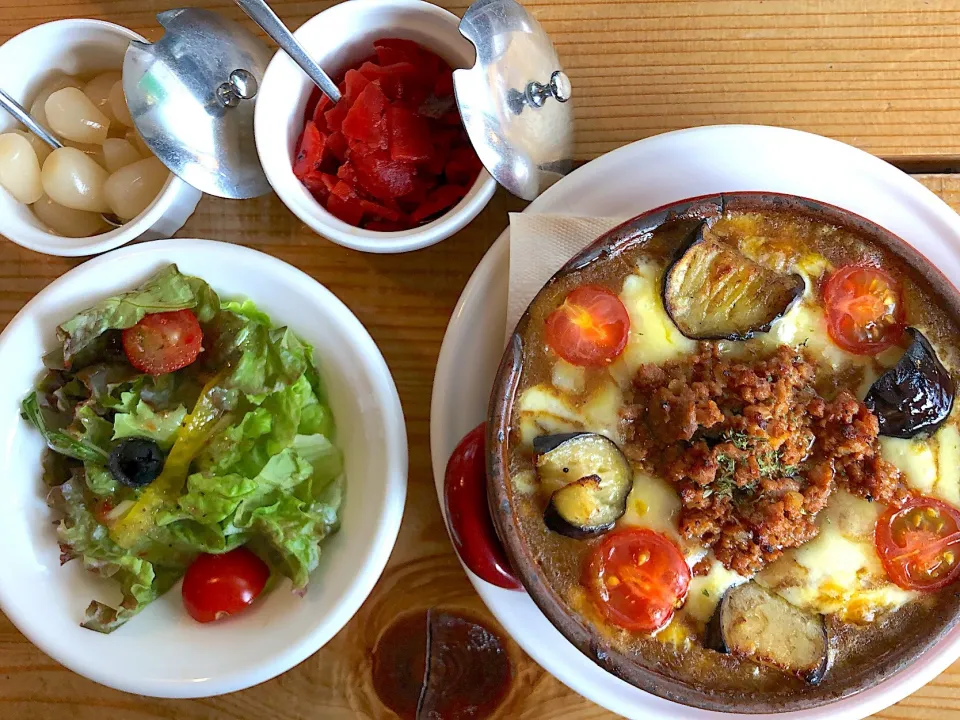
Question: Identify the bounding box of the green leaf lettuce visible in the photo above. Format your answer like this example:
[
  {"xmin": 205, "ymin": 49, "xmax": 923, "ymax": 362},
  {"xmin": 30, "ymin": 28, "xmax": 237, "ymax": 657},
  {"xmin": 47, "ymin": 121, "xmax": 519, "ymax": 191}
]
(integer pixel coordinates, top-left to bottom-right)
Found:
[{"xmin": 23, "ymin": 265, "xmax": 344, "ymax": 633}]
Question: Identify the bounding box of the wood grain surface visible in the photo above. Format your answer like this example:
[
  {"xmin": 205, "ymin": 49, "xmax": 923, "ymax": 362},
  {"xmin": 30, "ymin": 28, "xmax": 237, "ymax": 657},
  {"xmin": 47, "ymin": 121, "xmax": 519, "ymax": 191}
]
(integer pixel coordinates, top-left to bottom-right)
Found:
[
  {"xmin": 5, "ymin": 1, "xmax": 960, "ymax": 718},
  {"xmin": 7, "ymin": 0, "xmax": 960, "ymax": 161}
]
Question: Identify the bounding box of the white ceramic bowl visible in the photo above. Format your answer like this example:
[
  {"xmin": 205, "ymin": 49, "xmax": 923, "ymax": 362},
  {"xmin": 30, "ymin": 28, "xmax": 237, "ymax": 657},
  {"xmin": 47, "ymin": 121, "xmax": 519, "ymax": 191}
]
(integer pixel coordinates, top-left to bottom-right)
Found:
[
  {"xmin": 0, "ymin": 239, "xmax": 407, "ymax": 697},
  {"xmin": 431, "ymin": 125, "xmax": 960, "ymax": 719},
  {"xmin": 0, "ymin": 20, "xmax": 202, "ymax": 257},
  {"xmin": 255, "ymin": 0, "xmax": 497, "ymax": 254}
]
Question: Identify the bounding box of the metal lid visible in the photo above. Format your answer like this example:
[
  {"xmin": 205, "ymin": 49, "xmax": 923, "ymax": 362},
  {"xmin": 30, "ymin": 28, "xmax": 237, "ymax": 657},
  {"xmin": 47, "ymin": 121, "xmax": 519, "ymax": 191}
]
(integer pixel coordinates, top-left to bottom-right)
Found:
[
  {"xmin": 454, "ymin": 0, "xmax": 574, "ymax": 202},
  {"xmin": 123, "ymin": 8, "xmax": 273, "ymax": 200}
]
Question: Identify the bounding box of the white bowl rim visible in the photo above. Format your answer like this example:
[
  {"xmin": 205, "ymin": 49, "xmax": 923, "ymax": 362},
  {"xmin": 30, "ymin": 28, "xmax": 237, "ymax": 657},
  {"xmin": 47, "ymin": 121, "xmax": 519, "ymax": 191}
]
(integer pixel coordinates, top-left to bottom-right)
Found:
[
  {"xmin": 0, "ymin": 18, "xmax": 194, "ymax": 258},
  {"xmin": 0, "ymin": 238, "xmax": 408, "ymax": 697},
  {"xmin": 253, "ymin": 0, "xmax": 497, "ymax": 254}
]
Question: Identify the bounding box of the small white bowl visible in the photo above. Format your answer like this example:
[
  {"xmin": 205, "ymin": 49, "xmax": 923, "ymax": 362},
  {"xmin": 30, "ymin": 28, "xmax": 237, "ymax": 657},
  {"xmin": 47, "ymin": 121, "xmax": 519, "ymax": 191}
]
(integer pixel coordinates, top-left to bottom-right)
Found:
[
  {"xmin": 0, "ymin": 239, "xmax": 407, "ymax": 697},
  {"xmin": 0, "ymin": 20, "xmax": 202, "ymax": 257},
  {"xmin": 255, "ymin": 0, "xmax": 497, "ymax": 254}
]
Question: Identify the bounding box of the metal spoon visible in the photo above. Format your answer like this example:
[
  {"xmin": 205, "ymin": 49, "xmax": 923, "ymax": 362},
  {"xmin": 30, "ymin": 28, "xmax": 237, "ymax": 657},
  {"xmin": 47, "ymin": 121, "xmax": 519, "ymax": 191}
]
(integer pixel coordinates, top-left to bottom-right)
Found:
[
  {"xmin": 0, "ymin": 87, "xmax": 123, "ymax": 227},
  {"xmin": 234, "ymin": 0, "xmax": 341, "ymax": 104}
]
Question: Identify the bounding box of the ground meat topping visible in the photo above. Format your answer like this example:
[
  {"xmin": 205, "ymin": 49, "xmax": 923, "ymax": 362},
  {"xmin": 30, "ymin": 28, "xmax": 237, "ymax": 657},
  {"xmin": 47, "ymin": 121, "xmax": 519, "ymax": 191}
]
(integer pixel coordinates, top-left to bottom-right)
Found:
[{"xmin": 622, "ymin": 345, "xmax": 910, "ymax": 576}]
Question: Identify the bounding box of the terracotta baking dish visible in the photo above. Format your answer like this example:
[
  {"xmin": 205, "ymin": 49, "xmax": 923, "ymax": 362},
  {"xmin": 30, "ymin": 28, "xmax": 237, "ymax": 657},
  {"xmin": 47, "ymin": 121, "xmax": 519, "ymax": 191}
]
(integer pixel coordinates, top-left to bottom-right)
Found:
[{"xmin": 486, "ymin": 192, "xmax": 960, "ymax": 713}]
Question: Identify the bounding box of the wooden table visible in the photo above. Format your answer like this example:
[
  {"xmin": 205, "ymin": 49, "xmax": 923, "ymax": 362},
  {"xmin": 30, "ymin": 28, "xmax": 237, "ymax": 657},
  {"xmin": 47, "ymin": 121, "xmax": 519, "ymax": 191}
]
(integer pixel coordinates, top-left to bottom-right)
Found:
[{"xmin": 2, "ymin": 1, "xmax": 960, "ymax": 717}]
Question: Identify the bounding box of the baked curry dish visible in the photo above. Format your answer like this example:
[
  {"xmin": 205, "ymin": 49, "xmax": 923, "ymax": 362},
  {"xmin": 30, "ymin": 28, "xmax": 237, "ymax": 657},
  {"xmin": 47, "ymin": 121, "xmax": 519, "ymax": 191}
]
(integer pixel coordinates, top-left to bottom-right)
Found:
[{"xmin": 488, "ymin": 194, "xmax": 960, "ymax": 712}]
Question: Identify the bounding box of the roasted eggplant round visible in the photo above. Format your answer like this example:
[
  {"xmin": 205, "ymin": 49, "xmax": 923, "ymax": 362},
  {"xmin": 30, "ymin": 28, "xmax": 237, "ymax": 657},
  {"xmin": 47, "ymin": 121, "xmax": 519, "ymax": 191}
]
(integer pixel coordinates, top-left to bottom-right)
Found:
[
  {"xmin": 865, "ymin": 327, "xmax": 955, "ymax": 438},
  {"xmin": 663, "ymin": 223, "xmax": 804, "ymax": 340},
  {"xmin": 706, "ymin": 582, "xmax": 831, "ymax": 685},
  {"xmin": 535, "ymin": 433, "xmax": 633, "ymax": 539}
]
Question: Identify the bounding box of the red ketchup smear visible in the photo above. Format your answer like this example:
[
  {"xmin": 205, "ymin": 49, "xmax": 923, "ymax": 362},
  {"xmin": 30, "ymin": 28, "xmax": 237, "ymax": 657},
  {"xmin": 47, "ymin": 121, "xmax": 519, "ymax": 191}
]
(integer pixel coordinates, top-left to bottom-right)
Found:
[
  {"xmin": 294, "ymin": 38, "xmax": 483, "ymax": 231},
  {"xmin": 371, "ymin": 609, "xmax": 512, "ymax": 719},
  {"xmin": 444, "ymin": 423, "xmax": 521, "ymax": 590}
]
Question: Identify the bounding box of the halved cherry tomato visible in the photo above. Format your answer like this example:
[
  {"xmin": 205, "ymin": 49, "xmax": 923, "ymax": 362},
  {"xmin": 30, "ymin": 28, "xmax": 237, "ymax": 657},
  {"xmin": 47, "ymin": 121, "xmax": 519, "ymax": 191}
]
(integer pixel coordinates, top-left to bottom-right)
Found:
[
  {"xmin": 875, "ymin": 496, "xmax": 960, "ymax": 592},
  {"xmin": 545, "ymin": 285, "xmax": 630, "ymax": 367},
  {"xmin": 182, "ymin": 547, "xmax": 270, "ymax": 623},
  {"xmin": 122, "ymin": 309, "xmax": 203, "ymax": 376},
  {"xmin": 582, "ymin": 529, "xmax": 690, "ymax": 633},
  {"xmin": 823, "ymin": 265, "xmax": 904, "ymax": 355},
  {"xmin": 444, "ymin": 423, "xmax": 521, "ymax": 590}
]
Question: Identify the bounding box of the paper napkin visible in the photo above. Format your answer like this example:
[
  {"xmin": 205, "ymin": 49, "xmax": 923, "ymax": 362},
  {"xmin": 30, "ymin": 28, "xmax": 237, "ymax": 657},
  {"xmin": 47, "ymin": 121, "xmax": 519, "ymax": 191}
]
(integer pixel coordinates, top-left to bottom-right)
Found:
[{"xmin": 506, "ymin": 213, "xmax": 629, "ymax": 339}]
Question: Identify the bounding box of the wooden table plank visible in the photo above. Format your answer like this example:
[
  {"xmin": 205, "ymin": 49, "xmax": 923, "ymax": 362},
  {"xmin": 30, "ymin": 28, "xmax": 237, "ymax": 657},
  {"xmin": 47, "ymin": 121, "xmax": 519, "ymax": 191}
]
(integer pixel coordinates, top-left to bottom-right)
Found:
[{"xmin": 5, "ymin": 0, "xmax": 960, "ymax": 161}]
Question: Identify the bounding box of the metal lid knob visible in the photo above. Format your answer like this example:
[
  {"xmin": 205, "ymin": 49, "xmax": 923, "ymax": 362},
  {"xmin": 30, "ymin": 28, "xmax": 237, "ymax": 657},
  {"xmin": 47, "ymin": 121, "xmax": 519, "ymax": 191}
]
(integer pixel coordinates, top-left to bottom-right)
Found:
[
  {"xmin": 453, "ymin": 0, "xmax": 575, "ymax": 201},
  {"xmin": 508, "ymin": 70, "xmax": 571, "ymax": 114},
  {"xmin": 216, "ymin": 69, "xmax": 259, "ymax": 108}
]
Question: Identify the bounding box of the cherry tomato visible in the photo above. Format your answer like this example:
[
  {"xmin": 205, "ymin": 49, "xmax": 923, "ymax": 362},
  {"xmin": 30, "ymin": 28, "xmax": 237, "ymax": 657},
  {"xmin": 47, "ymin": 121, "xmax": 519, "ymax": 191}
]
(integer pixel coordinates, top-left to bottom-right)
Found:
[
  {"xmin": 122, "ymin": 309, "xmax": 203, "ymax": 376},
  {"xmin": 444, "ymin": 423, "xmax": 521, "ymax": 590},
  {"xmin": 876, "ymin": 496, "xmax": 960, "ymax": 592},
  {"xmin": 582, "ymin": 529, "xmax": 690, "ymax": 633},
  {"xmin": 182, "ymin": 547, "xmax": 270, "ymax": 623},
  {"xmin": 544, "ymin": 285, "xmax": 630, "ymax": 367},
  {"xmin": 823, "ymin": 265, "xmax": 904, "ymax": 355}
]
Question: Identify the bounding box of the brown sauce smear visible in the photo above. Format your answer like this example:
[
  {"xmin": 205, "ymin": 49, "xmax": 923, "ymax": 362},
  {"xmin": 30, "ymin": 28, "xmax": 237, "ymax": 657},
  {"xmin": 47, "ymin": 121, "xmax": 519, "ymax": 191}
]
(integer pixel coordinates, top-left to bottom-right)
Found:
[
  {"xmin": 371, "ymin": 609, "xmax": 512, "ymax": 719},
  {"xmin": 371, "ymin": 611, "xmax": 428, "ymax": 719}
]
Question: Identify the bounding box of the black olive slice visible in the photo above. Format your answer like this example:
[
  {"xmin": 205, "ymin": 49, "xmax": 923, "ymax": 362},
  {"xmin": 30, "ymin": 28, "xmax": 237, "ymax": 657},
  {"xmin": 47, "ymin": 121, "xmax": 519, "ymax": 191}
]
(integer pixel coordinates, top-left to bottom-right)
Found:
[
  {"xmin": 663, "ymin": 224, "xmax": 804, "ymax": 340},
  {"xmin": 864, "ymin": 327, "xmax": 955, "ymax": 439},
  {"xmin": 706, "ymin": 582, "xmax": 830, "ymax": 685},
  {"xmin": 108, "ymin": 438, "xmax": 165, "ymax": 488},
  {"xmin": 535, "ymin": 433, "xmax": 633, "ymax": 539}
]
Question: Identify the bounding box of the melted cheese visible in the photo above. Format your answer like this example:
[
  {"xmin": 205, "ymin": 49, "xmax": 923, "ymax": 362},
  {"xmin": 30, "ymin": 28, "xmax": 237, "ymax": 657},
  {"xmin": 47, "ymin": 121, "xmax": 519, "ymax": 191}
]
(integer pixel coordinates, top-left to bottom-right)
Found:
[
  {"xmin": 756, "ymin": 491, "xmax": 915, "ymax": 622},
  {"xmin": 796, "ymin": 252, "xmax": 831, "ymax": 279},
  {"xmin": 685, "ymin": 563, "xmax": 747, "ymax": 624},
  {"xmin": 764, "ymin": 301, "xmax": 866, "ymax": 373},
  {"xmin": 516, "ymin": 381, "xmax": 623, "ymax": 447},
  {"xmin": 655, "ymin": 616, "xmax": 694, "ymax": 648},
  {"xmin": 880, "ymin": 435, "xmax": 937, "ymax": 495},
  {"xmin": 619, "ymin": 470, "xmax": 705, "ymax": 560},
  {"xmin": 936, "ymin": 423, "xmax": 960, "ymax": 506},
  {"xmin": 608, "ymin": 262, "xmax": 696, "ymax": 387},
  {"xmin": 551, "ymin": 359, "xmax": 585, "ymax": 394},
  {"xmin": 880, "ymin": 421, "xmax": 960, "ymax": 507},
  {"xmin": 511, "ymin": 468, "xmax": 537, "ymax": 495},
  {"xmin": 516, "ymin": 384, "xmax": 581, "ymax": 445},
  {"xmin": 620, "ymin": 470, "xmax": 683, "ymax": 544}
]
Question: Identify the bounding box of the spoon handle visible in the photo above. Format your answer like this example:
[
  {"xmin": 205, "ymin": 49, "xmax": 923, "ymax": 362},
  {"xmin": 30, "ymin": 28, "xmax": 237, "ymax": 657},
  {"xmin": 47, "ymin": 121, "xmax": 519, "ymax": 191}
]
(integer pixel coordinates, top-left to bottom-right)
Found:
[
  {"xmin": 0, "ymin": 88, "xmax": 62, "ymax": 150},
  {"xmin": 234, "ymin": 0, "xmax": 342, "ymax": 104}
]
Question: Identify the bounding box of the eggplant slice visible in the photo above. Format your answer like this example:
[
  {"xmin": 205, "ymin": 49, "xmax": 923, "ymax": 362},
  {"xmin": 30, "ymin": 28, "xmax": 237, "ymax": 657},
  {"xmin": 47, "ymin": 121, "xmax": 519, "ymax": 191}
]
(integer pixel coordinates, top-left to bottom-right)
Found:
[
  {"xmin": 533, "ymin": 432, "xmax": 587, "ymax": 455},
  {"xmin": 706, "ymin": 582, "xmax": 830, "ymax": 684},
  {"xmin": 535, "ymin": 433, "xmax": 633, "ymax": 539},
  {"xmin": 663, "ymin": 225, "xmax": 804, "ymax": 340},
  {"xmin": 864, "ymin": 327, "xmax": 955, "ymax": 439}
]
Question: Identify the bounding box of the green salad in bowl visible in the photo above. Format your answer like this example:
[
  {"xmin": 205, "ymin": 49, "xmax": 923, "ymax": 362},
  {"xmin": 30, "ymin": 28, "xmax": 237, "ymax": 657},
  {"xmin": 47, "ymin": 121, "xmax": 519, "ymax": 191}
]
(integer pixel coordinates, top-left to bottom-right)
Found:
[{"xmin": 22, "ymin": 264, "xmax": 343, "ymax": 633}]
